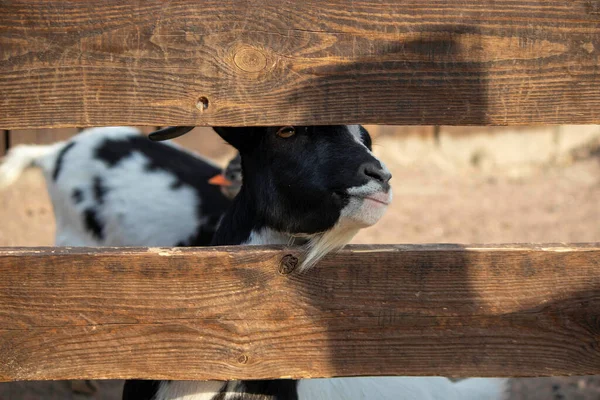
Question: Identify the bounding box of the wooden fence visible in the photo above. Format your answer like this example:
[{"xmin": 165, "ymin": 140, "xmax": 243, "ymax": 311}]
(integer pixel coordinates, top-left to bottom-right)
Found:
[{"xmin": 0, "ymin": 0, "xmax": 599, "ymax": 383}]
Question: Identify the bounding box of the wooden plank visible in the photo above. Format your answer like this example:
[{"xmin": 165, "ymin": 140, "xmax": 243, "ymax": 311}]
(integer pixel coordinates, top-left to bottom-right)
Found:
[
  {"xmin": 1, "ymin": 244, "xmax": 599, "ymax": 381},
  {"xmin": 1, "ymin": 1, "xmax": 600, "ymax": 129}
]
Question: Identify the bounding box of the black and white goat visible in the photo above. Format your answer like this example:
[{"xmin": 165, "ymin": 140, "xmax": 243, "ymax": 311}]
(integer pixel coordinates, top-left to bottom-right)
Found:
[
  {"xmin": 0, "ymin": 127, "xmax": 241, "ymax": 247},
  {"xmin": 0, "ymin": 127, "xmax": 242, "ymax": 396},
  {"xmin": 122, "ymin": 125, "xmax": 507, "ymax": 400}
]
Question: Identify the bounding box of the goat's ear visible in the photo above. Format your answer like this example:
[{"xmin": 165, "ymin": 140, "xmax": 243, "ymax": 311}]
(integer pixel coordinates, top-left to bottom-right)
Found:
[
  {"xmin": 213, "ymin": 127, "xmax": 257, "ymax": 151},
  {"xmin": 359, "ymin": 125, "xmax": 373, "ymax": 151},
  {"xmin": 148, "ymin": 126, "xmax": 194, "ymax": 142}
]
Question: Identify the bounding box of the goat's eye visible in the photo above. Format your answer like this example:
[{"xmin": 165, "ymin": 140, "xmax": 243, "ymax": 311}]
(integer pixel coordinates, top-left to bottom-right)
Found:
[{"xmin": 276, "ymin": 126, "xmax": 295, "ymax": 138}]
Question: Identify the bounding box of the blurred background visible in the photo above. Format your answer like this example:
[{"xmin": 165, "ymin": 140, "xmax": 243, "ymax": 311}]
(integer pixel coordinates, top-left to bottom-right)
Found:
[{"xmin": 0, "ymin": 125, "xmax": 599, "ymax": 399}]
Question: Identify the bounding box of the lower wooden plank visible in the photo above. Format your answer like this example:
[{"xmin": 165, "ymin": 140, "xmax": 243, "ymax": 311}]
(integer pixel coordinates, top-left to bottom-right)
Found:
[{"xmin": 0, "ymin": 244, "xmax": 599, "ymax": 381}]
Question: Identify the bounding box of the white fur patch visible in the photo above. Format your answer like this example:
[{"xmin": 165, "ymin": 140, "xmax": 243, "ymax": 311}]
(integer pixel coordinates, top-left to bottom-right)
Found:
[
  {"xmin": 0, "ymin": 142, "xmax": 64, "ymax": 190},
  {"xmin": 95, "ymin": 152, "xmax": 201, "ymax": 246},
  {"xmin": 343, "ymin": 181, "xmax": 393, "ymax": 228},
  {"xmin": 347, "ymin": 125, "xmax": 364, "ymax": 146},
  {"xmin": 244, "ymin": 228, "xmax": 291, "ymax": 245},
  {"xmin": 53, "ymin": 131, "xmax": 198, "ymax": 246},
  {"xmin": 22, "ymin": 126, "xmax": 213, "ymax": 247},
  {"xmin": 300, "ymin": 220, "xmax": 360, "ymax": 272},
  {"xmin": 155, "ymin": 376, "xmax": 507, "ymax": 400},
  {"xmin": 297, "ymin": 376, "xmax": 508, "ymax": 400},
  {"xmin": 154, "ymin": 381, "xmax": 227, "ymax": 400}
]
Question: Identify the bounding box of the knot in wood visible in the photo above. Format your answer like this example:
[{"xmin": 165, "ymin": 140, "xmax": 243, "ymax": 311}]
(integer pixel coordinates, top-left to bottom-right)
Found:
[
  {"xmin": 234, "ymin": 47, "xmax": 267, "ymax": 73},
  {"xmin": 237, "ymin": 354, "xmax": 249, "ymax": 364},
  {"xmin": 279, "ymin": 254, "xmax": 298, "ymax": 274}
]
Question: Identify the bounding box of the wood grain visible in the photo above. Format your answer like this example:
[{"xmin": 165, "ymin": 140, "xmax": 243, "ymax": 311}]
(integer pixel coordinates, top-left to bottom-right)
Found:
[
  {"xmin": 1, "ymin": 244, "xmax": 599, "ymax": 381},
  {"xmin": 1, "ymin": 1, "xmax": 599, "ymax": 129}
]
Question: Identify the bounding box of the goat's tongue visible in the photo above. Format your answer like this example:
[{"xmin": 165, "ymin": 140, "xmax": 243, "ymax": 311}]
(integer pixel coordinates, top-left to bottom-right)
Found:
[{"xmin": 208, "ymin": 174, "xmax": 233, "ymax": 186}]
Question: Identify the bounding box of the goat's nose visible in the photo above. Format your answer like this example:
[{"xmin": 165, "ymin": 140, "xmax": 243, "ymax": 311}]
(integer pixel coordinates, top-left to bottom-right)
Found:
[{"xmin": 360, "ymin": 162, "xmax": 392, "ymax": 184}]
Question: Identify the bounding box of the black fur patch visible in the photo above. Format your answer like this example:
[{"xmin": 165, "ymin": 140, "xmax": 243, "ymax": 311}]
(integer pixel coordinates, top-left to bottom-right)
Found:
[
  {"xmin": 92, "ymin": 176, "xmax": 108, "ymax": 205},
  {"xmin": 83, "ymin": 208, "xmax": 103, "ymax": 240},
  {"xmin": 170, "ymin": 180, "xmax": 184, "ymax": 190},
  {"xmin": 235, "ymin": 380, "xmax": 299, "ymax": 400},
  {"xmin": 212, "ymin": 125, "xmax": 382, "ymax": 245},
  {"xmin": 210, "ymin": 188, "xmax": 263, "ymax": 246},
  {"xmin": 122, "ymin": 380, "xmax": 161, "ymax": 400},
  {"xmin": 52, "ymin": 142, "xmax": 76, "ymax": 181},
  {"xmin": 210, "ymin": 383, "xmax": 229, "ymax": 399},
  {"xmin": 124, "ymin": 380, "xmax": 300, "ymax": 400},
  {"xmin": 94, "ymin": 136, "xmax": 231, "ymax": 246},
  {"xmin": 71, "ymin": 188, "xmax": 84, "ymax": 204}
]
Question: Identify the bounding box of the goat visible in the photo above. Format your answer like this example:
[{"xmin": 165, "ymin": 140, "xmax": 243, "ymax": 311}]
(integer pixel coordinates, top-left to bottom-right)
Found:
[
  {"xmin": 0, "ymin": 127, "xmax": 243, "ymax": 397},
  {"xmin": 123, "ymin": 125, "xmax": 507, "ymax": 400},
  {"xmin": 0, "ymin": 126, "xmax": 240, "ymax": 247}
]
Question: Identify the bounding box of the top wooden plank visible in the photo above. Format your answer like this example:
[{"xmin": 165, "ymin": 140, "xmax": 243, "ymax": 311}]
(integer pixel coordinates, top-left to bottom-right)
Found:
[{"xmin": 1, "ymin": 0, "xmax": 600, "ymax": 129}]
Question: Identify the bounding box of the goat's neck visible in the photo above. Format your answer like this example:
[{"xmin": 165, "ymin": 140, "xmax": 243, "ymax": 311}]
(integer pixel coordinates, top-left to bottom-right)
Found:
[
  {"xmin": 244, "ymin": 227, "xmax": 294, "ymax": 245},
  {"xmin": 156, "ymin": 188, "xmax": 299, "ymax": 400},
  {"xmin": 212, "ymin": 187, "xmax": 358, "ymax": 271},
  {"xmin": 210, "ymin": 187, "xmax": 303, "ymax": 247},
  {"xmin": 210, "ymin": 187, "xmax": 260, "ymax": 246}
]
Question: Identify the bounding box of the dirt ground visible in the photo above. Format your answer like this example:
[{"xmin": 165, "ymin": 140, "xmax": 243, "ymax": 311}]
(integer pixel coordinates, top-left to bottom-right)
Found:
[{"xmin": 0, "ymin": 128, "xmax": 599, "ymax": 399}]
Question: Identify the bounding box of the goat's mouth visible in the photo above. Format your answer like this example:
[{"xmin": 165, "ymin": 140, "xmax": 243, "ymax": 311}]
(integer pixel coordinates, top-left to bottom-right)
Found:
[
  {"xmin": 340, "ymin": 190, "xmax": 391, "ymax": 229},
  {"xmin": 354, "ymin": 190, "xmax": 392, "ymax": 207},
  {"xmin": 363, "ymin": 196, "xmax": 390, "ymax": 206}
]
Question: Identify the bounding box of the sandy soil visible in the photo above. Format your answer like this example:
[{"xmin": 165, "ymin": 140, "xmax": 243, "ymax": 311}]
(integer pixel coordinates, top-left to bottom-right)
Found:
[
  {"xmin": 354, "ymin": 146, "xmax": 600, "ymax": 245},
  {"xmin": 0, "ymin": 130, "xmax": 599, "ymax": 399}
]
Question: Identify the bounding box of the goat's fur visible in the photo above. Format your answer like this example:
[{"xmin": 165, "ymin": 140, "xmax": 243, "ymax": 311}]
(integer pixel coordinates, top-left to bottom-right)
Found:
[
  {"xmin": 153, "ymin": 376, "xmax": 507, "ymax": 400},
  {"xmin": 0, "ymin": 127, "xmax": 232, "ymax": 247},
  {"xmin": 209, "ymin": 125, "xmax": 393, "ymax": 271},
  {"xmin": 0, "ymin": 125, "xmax": 506, "ymax": 400},
  {"xmin": 124, "ymin": 125, "xmax": 507, "ymax": 400}
]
